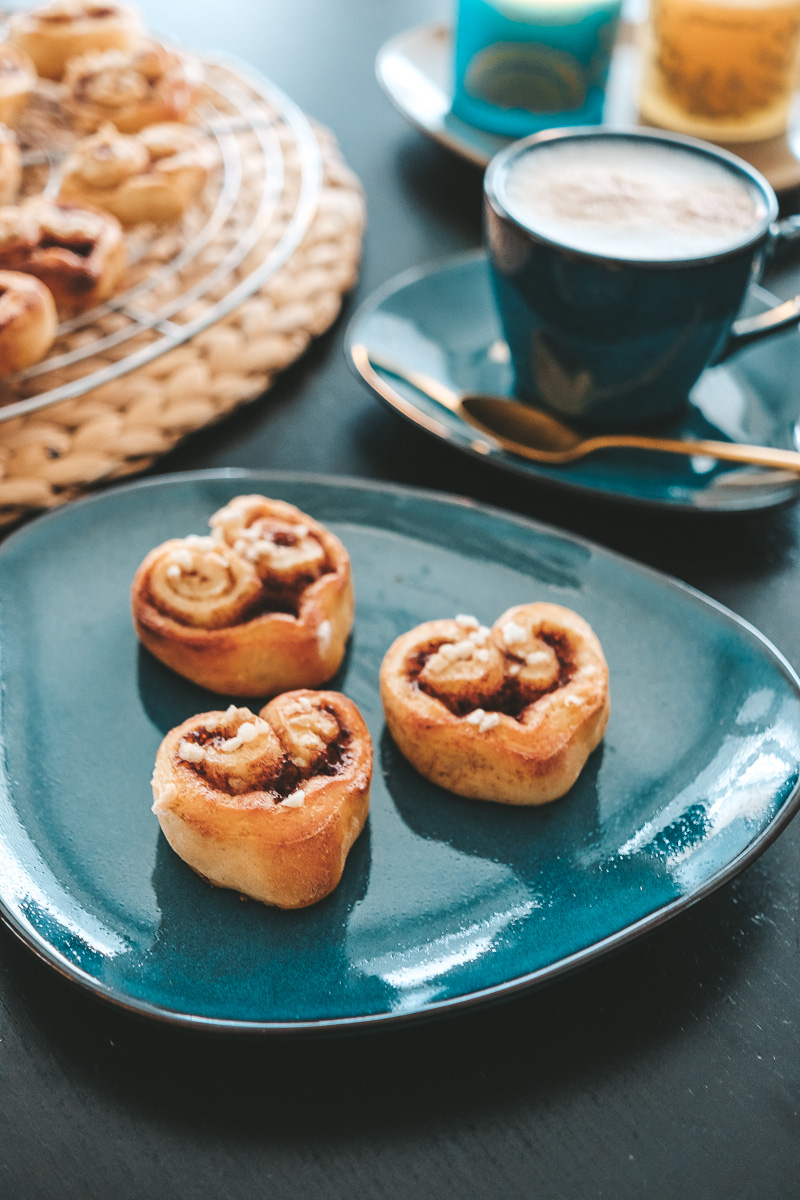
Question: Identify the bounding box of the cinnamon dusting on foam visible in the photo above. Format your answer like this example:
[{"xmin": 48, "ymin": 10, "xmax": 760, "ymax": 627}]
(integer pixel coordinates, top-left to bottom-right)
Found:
[{"xmin": 502, "ymin": 138, "xmax": 765, "ymax": 262}]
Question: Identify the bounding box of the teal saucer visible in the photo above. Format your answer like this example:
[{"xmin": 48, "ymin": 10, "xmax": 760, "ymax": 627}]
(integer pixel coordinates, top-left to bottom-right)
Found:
[
  {"xmin": 0, "ymin": 471, "xmax": 799, "ymax": 1033},
  {"xmin": 346, "ymin": 251, "xmax": 800, "ymax": 512}
]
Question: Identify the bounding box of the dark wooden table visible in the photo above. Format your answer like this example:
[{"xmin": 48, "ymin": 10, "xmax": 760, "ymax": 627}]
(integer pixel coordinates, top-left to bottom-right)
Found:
[{"xmin": 2, "ymin": 2, "xmax": 799, "ymax": 1197}]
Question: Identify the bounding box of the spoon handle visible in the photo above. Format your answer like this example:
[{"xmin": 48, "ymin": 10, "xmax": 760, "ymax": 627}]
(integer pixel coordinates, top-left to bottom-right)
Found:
[{"xmin": 586, "ymin": 435, "xmax": 800, "ymax": 472}]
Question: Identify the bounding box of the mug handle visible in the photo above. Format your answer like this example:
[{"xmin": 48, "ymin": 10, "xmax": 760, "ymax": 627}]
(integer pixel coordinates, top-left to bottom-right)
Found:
[{"xmin": 714, "ymin": 218, "xmax": 800, "ymax": 363}]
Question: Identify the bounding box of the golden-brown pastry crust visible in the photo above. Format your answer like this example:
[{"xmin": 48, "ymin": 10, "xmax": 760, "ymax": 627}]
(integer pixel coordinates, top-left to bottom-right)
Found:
[
  {"xmin": 0, "ymin": 125, "xmax": 22, "ymax": 206},
  {"xmin": 0, "ymin": 44, "xmax": 36, "ymax": 126},
  {"xmin": 151, "ymin": 690, "xmax": 372, "ymax": 908},
  {"xmin": 0, "ymin": 269, "xmax": 57, "ymax": 373},
  {"xmin": 0, "ymin": 196, "xmax": 126, "ymax": 313},
  {"xmin": 380, "ymin": 603, "xmax": 610, "ymax": 805},
  {"xmin": 8, "ymin": 1, "xmax": 143, "ymax": 80},
  {"xmin": 64, "ymin": 40, "xmax": 200, "ymax": 132},
  {"xmin": 132, "ymin": 496, "xmax": 355, "ymax": 697},
  {"xmin": 59, "ymin": 121, "xmax": 210, "ymax": 224}
]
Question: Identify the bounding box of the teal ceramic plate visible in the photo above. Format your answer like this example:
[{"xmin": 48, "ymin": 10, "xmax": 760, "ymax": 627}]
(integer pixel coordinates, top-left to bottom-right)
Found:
[
  {"xmin": 1, "ymin": 470, "xmax": 799, "ymax": 1033},
  {"xmin": 346, "ymin": 251, "xmax": 800, "ymax": 513}
]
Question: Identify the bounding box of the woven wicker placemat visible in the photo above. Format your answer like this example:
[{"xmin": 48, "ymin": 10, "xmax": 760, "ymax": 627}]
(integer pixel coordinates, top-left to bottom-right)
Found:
[{"xmin": 0, "ymin": 58, "xmax": 365, "ymax": 526}]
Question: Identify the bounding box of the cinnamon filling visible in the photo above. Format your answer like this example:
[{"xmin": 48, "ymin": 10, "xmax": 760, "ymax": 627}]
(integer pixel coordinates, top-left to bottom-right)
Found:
[
  {"xmin": 147, "ymin": 566, "xmax": 329, "ymax": 625},
  {"xmin": 409, "ymin": 630, "xmax": 575, "ymax": 719},
  {"xmin": 179, "ymin": 707, "xmax": 352, "ymax": 803},
  {"xmin": 39, "ymin": 234, "xmax": 95, "ymax": 258}
]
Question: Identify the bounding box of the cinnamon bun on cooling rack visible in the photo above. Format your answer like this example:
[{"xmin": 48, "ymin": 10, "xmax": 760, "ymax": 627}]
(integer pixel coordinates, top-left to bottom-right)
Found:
[
  {"xmin": 0, "ymin": 196, "xmax": 127, "ymax": 313},
  {"xmin": 64, "ymin": 40, "xmax": 200, "ymax": 132},
  {"xmin": 59, "ymin": 121, "xmax": 211, "ymax": 224},
  {"xmin": 8, "ymin": 1, "xmax": 143, "ymax": 80},
  {"xmin": 0, "ymin": 270, "xmax": 57, "ymax": 374}
]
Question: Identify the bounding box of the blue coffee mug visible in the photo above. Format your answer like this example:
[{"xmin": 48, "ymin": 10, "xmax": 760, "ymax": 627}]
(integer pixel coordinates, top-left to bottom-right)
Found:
[{"xmin": 484, "ymin": 128, "xmax": 800, "ymax": 430}]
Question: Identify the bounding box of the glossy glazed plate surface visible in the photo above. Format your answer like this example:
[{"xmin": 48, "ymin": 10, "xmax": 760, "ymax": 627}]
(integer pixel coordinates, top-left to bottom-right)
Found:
[
  {"xmin": 1, "ymin": 470, "xmax": 799, "ymax": 1033},
  {"xmin": 347, "ymin": 251, "xmax": 800, "ymax": 513}
]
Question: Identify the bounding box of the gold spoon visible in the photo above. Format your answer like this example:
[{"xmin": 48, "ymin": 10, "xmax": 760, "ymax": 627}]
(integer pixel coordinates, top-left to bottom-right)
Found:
[{"xmin": 360, "ymin": 349, "xmax": 800, "ymax": 474}]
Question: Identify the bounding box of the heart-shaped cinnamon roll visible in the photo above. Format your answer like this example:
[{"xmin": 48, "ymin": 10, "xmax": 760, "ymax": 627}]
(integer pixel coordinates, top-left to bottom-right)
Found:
[
  {"xmin": 132, "ymin": 496, "xmax": 354, "ymax": 697},
  {"xmin": 151, "ymin": 690, "xmax": 372, "ymax": 908},
  {"xmin": 380, "ymin": 604, "xmax": 609, "ymax": 804}
]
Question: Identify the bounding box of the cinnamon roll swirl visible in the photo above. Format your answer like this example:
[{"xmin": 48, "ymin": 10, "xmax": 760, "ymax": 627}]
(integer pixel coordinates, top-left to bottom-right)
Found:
[
  {"xmin": 380, "ymin": 604, "xmax": 609, "ymax": 805},
  {"xmin": 0, "ymin": 270, "xmax": 57, "ymax": 374},
  {"xmin": 132, "ymin": 496, "xmax": 354, "ymax": 697},
  {"xmin": 64, "ymin": 41, "xmax": 200, "ymax": 132},
  {"xmin": 0, "ymin": 45, "xmax": 36, "ymax": 126},
  {"xmin": 0, "ymin": 196, "xmax": 127, "ymax": 314},
  {"xmin": 59, "ymin": 122, "xmax": 210, "ymax": 225},
  {"xmin": 151, "ymin": 690, "xmax": 372, "ymax": 908},
  {"xmin": 8, "ymin": 1, "xmax": 143, "ymax": 80}
]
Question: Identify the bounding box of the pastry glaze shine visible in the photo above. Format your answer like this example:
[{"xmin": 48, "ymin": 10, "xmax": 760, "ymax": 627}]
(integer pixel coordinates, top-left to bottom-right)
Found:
[
  {"xmin": 380, "ymin": 603, "xmax": 609, "ymax": 804},
  {"xmin": 151, "ymin": 690, "xmax": 372, "ymax": 909},
  {"xmin": 132, "ymin": 495, "xmax": 355, "ymax": 696}
]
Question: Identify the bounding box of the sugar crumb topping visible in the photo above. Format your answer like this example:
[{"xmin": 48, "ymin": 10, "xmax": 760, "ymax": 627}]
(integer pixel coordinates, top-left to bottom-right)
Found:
[
  {"xmin": 501, "ymin": 620, "xmax": 527, "ymax": 646},
  {"xmin": 178, "ymin": 738, "xmax": 205, "ymax": 763},
  {"xmin": 427, "ymin": 638, "xmax": 480, "ymax": 674},
  {"xmin": 465, "ymin": 708, "xmax": 500, "ymax": 732},
  {"xmin": 564, "ymin": 694, "xmax": 584, "ymax": 707},
  {"xmin": 166, "ymin": 563, "xmax": 181, "ymax": 579},
  {"xmin": 455, "ymin": 613, "xmax": 479, "ymax": 629},
  {"xmin": 218, "ymin": 715, "xmax": 267, "ymax": 753},
  {"xmin": 526, "ymin": 649, "xmax": 551, "ymax": 666},
  {"xmin": 282, "ymin": 788, "xmax": 306, "ymax": 808}
]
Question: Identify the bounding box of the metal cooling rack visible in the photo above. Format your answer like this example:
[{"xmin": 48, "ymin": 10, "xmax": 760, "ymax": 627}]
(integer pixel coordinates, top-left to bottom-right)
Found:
[{"xmin": 0, "ymin": 52, "xmax": 323, "ymax": 423}]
